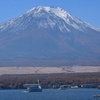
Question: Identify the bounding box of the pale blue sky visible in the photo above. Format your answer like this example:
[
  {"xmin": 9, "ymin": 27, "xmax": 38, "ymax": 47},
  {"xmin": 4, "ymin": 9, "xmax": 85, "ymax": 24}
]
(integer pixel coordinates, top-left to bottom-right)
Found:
[{"xmin": 0, "ymin": 0, "xmax": 100, "ymax": 27}]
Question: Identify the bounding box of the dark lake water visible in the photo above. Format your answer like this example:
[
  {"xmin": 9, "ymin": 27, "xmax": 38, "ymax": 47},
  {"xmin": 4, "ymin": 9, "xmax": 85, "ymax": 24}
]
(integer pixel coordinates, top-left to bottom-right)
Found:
[{"xmin": 0, "ymin": 89, "xmax": 100, "ymax": 100}]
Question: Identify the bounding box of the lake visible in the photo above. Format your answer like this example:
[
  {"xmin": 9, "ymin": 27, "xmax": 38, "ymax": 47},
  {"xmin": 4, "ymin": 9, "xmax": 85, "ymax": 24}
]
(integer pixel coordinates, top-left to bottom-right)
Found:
[{"xmin": 0, "ymin": 89, "xmax": 100, "ymax": 100}]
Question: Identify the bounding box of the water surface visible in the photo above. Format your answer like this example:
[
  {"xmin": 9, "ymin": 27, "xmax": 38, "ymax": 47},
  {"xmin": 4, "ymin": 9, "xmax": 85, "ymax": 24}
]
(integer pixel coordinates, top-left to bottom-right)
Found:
[{"xmin": 0, "ymin": 89, "xmax": 99, "ymax": 100}]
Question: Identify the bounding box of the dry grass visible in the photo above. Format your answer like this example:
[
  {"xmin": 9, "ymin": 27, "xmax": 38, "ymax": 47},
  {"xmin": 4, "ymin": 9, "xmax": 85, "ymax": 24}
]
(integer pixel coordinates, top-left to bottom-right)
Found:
[{"xmin": 0, "ymin": 66, "xmax": 100, "ymax": 75}]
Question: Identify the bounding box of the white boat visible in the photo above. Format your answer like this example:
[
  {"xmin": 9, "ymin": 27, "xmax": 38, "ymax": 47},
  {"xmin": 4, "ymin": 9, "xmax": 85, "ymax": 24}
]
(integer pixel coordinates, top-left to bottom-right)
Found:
[
  {"xmin": 27, "ymin": 84, "xmax": 42, "ymax": 92},
  {"xmin": 59, "ymin": 85, "xmax": 69, "ymax": 90},
  {"xmin": 26, "ymin": 80, "xmax": 42, "ymax": 92},
  {"xmin": 71, "ymin": 86, "xmax": 79, "ymax": 89}
]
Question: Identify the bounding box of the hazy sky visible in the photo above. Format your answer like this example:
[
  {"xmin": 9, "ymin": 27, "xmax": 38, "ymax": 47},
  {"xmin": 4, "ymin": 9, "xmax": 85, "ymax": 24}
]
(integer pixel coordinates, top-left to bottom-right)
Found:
[{"xmin": 0, "ymin": 0, "xmax": 100, "ymax": 27}]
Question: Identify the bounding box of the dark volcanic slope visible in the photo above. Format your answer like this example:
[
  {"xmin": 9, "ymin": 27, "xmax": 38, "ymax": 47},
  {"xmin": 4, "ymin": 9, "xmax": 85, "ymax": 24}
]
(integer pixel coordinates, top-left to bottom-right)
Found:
[{"xmin": 0, "ymin": 6, "xmax": 100, "ymax": 66}]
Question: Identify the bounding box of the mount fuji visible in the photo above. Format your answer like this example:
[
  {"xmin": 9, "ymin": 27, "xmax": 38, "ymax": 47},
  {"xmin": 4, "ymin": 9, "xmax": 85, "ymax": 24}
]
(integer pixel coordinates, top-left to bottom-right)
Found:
[{"xmin": 0, "ymin": 6, "xmax": 100, "ymax": 66}]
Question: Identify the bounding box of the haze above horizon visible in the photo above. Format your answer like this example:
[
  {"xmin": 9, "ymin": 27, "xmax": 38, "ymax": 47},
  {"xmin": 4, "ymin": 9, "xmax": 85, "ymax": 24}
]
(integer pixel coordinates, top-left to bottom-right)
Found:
[{"xmin": 0, "ymin": 0, "xmax": 100, "ymax": 28}]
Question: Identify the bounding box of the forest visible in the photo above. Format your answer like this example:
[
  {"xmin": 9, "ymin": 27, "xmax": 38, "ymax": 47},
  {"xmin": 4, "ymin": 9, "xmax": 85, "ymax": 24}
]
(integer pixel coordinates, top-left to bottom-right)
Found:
[{"xmin": 0, "ymin": 72, "xmax": 100, "ymax": 89}]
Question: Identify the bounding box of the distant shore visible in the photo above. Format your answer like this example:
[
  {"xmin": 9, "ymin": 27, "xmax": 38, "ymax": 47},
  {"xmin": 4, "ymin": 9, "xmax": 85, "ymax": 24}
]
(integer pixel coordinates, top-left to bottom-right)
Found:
[{"xmin": 0, "ymin": 66, "xmax": 100, "ymax": 75}]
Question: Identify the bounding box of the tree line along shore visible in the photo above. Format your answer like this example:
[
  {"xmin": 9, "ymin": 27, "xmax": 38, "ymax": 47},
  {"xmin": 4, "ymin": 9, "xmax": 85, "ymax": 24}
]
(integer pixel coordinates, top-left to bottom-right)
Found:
[{"xmin": 0, "ymin": 72, "xmax": 100, "ymax": 89}]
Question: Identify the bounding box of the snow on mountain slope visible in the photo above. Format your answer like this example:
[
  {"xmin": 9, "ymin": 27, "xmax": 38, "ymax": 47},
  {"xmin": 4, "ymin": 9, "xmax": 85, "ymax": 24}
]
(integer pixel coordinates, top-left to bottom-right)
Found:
[
  {"xmin": 0, "ymin": 6, "xmax": 100, "ymax": 34},
  {"xmin": 24, "ymin": 6, "xmax": 100, "ymax": 32}
]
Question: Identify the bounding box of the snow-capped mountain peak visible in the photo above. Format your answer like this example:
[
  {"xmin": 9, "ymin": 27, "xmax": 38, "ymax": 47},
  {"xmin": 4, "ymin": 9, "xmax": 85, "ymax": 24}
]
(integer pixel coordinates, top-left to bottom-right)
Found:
[
  {"xmin": 0, "ymin": 6, "xmax": 100, "ymax": 34},
  {"xmin": 25, "ymin": 6, "xmax": 100, "ymax": 32},
  {"xmin": 26, "ymin": 6, "xmax": 73, "ymax": 22}
]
